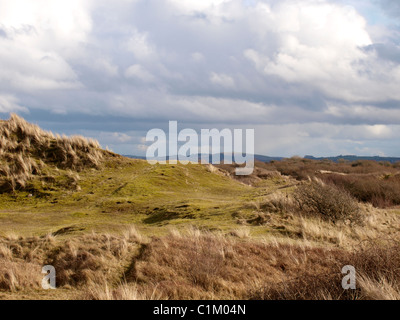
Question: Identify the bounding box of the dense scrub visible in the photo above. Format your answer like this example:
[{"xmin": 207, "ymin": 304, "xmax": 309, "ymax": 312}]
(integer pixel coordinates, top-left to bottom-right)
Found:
[{"xmin": 264, "ymin": 158, "xmax": 400, "ymax": 208}]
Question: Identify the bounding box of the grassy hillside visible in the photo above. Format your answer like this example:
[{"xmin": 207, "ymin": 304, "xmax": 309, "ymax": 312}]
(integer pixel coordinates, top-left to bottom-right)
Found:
[
  {"xmin": 0, "ymin": 114, "xmax": 279, "ymax": 236},
  {"xmin": 0, "ymin": 115, "xmax": 399, "ymax": 300}
]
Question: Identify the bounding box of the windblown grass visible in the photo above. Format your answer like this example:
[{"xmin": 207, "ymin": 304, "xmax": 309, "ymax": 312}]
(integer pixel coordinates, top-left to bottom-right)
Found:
[
  {"xmin": 0, "ymin": 114, "xmax": 104, "ymax": 192},
  {"xmin": 0, "ymin": 227, "xmax": 398, "ymax": 300}
]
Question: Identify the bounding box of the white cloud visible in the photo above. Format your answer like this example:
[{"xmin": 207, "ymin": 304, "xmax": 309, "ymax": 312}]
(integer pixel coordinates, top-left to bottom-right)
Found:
[
  {"xmin": 191, "ymin": 52, "xmax": 205, "ymax": 62},
  {"xmin": 209, "ymin": 72, "xmax": 235, "ymax": 88},
  {"xmin": 126, "ymin": 29, "xmax": 156, "ymax": 61},
  {"xmin": 366, "ymin": 125, "xmax": 392, "ymax": 138},
  {"xmin": 0, "ymin": 94, "xmax": 27, "ymax": 113},
  {"xmin": 325, "ymin": 104, "xmax": 400, "ymax": 124},
  {"xmin": 0, "ymin": 0, "xmax": 92, "ymax": 46},
  {"xmin": 167, "ymin": 0, "xmax": 232, "ymax": 14},
  {"xmin": 253, "ymin": 122, "xmax": 400, "ymax": 157},
  {"xmin": 0, "ymin": 0, "xmax": 91, "ymax": 93},
  {"xmin": 243, "ymin": 1, "xmax": 400, "ymax": 102},
  {"xmin": 93, "ymin": 58, "xmax": 119, "ymax": 77},
  {"xmin": 102, "ymin": 132, "xmax": 133, "ymax": 143},
  {"xmin": 125, "ymin": 64, "xmax": 155, "ymax": 82}
]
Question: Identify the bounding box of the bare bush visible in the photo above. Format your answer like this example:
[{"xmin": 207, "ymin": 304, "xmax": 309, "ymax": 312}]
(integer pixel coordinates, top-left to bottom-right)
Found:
[
  {"xmin": 322, "ymin": 174, "xmax": 400, "ymax": 208},
  {"xmin": 294, "ymin": 180, "xmax": 362, "ymax": 223}
]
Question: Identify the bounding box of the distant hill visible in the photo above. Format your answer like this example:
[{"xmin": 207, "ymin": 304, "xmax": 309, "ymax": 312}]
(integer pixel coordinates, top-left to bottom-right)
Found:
[
  {"xmin": 124, "ymin": 155, "xmax": 147, "ymax": 160},
  {"xmin": 125, "ymin": 154, "xmax": 400, "ymax": 164},
  {"xmin": 304, "ymin": 155, "xmax": 400, "ymax": 164},
  {"xmin": 124, "ymin": 154, "xmax": 284, "ymax": 163}
]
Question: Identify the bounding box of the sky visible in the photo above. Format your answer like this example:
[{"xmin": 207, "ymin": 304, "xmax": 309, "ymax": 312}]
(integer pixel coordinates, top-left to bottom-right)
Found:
[{"xmin": 1, "ymin": 0, "xmax": 400, "ymax": 157}]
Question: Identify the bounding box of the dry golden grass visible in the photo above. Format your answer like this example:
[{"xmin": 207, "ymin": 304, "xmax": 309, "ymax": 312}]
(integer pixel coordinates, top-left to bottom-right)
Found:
[
  {"xmin": 0, "ymin": 227, "xmax": 142, "ymax": 293},
  {"xmin": 358, "ymin": 276, "xmax": 400, "ymax": 300},
  {"xmin": 216, "ymin": 161, "xmax": 283, "ymax": 186},
  {"xmin": 128, "ymin": 228, "xmax": 354, "ymax": 300},
  {"xmin": 254, "ymin": 239, "xmax": 400, "ymax": 300},
  {"xmin": 47, "ymin": 233, "xmax": 140, "ymax": 287},
  {"xmin": 241, "ymin": 184, "xmax": 400, "ymax": 249},
  {"xmin": 0, "ymin": 236, "xmax": 54, "ymax": 291},
  {"xmin": 0, "ymin": 260, "xmax": 42, "ymax": 292},
  {"xmin": 82, "ymin": 282, "xmax": 162, "ymax": 300},
  {"xmin": 0, "ymin": 114, "xmax": 104, "ymax": 192},
  {"xmin": 0, "ymin": 226, "xmax": 398, "ymax": 300}
]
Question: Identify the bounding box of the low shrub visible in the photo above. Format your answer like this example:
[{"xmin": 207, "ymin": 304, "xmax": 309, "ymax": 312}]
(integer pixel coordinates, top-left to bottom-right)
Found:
[
  {"xmin": 294, "ymin": 180, "xmax": 362, "ymax": 223},
  {"xmin": 321, "ymin": 174, "xmax": 400, "ymax": 208}
]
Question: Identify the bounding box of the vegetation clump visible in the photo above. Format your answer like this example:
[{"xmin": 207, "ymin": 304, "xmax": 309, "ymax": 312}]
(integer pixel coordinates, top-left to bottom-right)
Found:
[
  {"xmin": 264, "ymin": 157, "xmax": 400, "ymax": 208},
  {"xmin": 0, "ymin": 114, "xmax": 104, "ymax": 192},
  {"xmin": 294, "ymin": 179, "xmax": 362, "ymax": 223}
]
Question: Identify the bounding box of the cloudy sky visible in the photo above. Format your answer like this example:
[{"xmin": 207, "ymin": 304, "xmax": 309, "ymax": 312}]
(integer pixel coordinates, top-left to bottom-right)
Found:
[{"xmin": 1, "ymin": 0, "xmax": 400, "ymax": 157}]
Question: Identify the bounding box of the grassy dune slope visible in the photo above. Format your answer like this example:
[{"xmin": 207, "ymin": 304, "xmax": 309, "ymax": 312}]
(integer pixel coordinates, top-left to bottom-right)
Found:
[
  {"xmin": 0, "ymin": 156, "xmax": 264, "ymax": 236},
  {"xmin": 0, "ymin": 114, "xmax": 286, "ymax": 237}
]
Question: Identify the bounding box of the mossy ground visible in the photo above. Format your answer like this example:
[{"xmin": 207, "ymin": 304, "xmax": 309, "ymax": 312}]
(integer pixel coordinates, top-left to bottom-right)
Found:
[{"xmin": 0, "ymin": 157, "xmax": 290, "ymax": 238}]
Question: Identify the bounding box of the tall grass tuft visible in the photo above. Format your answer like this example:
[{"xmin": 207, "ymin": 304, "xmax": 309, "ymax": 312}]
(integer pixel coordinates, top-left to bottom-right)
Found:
[{"xmin": 0, "ymin": 114, "xmax": 104, "ymax": 192}]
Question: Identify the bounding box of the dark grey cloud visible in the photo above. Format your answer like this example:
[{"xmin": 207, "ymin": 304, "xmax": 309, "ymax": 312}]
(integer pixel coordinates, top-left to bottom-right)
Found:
[
  {"xmin": 379, "ymin": 0, "xmax": 400, "ymax": 18},
  {"xmin": 363, "ymin": 43, "xmax": 400, "ymax": 63}
]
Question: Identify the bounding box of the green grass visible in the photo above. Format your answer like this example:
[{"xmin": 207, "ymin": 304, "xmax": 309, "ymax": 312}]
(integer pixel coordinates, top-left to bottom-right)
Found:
[{"xmin": 0, "ymin": 158, "xmax": 290, "ymax": 237}]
